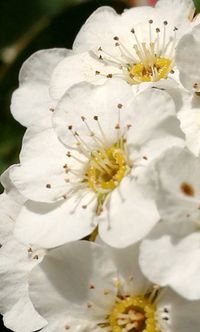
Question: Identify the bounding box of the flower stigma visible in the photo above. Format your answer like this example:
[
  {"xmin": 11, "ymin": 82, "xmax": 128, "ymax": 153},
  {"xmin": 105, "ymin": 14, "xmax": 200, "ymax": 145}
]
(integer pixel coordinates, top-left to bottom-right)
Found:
[
  {"xmin": 96, "ymin": 20, "xmax": 177, "ymax": 85},
  {"xmin": 64, "ymin": 109, "xmax": 133, "ymax": 216},
  {"xmin": 98, "ymin": 285, "xmax": 162, "ymax": 332},
  {"xmin": 85, "ymin": 138, "xmax": 131, "ymax": 215},
  {"xmin": 108, "ymin": 295, "xmax": 159, "ymax": 332}
]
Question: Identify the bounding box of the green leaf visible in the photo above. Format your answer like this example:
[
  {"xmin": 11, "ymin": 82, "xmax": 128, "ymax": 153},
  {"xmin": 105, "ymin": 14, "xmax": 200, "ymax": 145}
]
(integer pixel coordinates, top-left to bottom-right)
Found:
[{"xmin": 193, "ymin": 0, "xmax": 200, "ymax": 13}]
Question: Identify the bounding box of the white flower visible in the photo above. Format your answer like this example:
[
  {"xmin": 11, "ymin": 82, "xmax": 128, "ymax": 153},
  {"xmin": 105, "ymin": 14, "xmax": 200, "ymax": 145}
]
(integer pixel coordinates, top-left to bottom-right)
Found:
[
  {"xmin": 0, "ymin": 168, "xmax": 46, "ymax": 332},
  {"xmin": 139, "ymin": 146, "xmax": 200, "ymax": 299},
  {"xmin": 9, "ymin": 79, "xmax": 184, "ymax": 249},
  {"xmin": 175, "ymin": 23, "xmax": 200, "ymax": 155},
  {"xmin": 50, "ymin": 0, "xmax": 199, "ymax": 100},
  {"xmin": 10, "ymin": 48, "xmax": 69, "ymax": 128},
  {"xmin": 145, "ymin": 146, "xmax": 200, "ymax": 233},
  {"xmin": 176, "ymin": 23, "xmax": 200, "ymax": 93},
  {"xmin": 29, "ymin": 240, "xmax": 200, "ymax": 332},
  {"xmin": 140, "ymin": 223, "xmax": 200, "ymax": 300}
]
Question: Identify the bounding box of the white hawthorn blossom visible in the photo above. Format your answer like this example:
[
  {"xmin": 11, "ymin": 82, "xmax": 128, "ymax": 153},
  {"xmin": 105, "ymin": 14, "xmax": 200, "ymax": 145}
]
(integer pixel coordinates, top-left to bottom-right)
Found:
[
  {"xmin": 139, "ymin": 146, "xmax": 200, "ymax": 300},
  {"xmin": 50, "ymin": 0, "xmax": 200, "ymax": 100},
  {"xmin": 29, "ymin": 240, "xmax": 200, "ymax": 332},
  {"xmin": 0, "ymin": 169, "xmax": 46, "ymax": 332},
  {"xmin": 175, "ymin": 23, "xmax": 200, "ymax": 155},
  {"xmin": 10, "ymin": 48, "xmax": 69, "ymax": 128},
  {"xmin": 9, "ymin": 79, "xmax": 184, "ymax": 249},
  {"xmin": 140, "ymin": 223, "xmax": 200, "ymax": 301}
]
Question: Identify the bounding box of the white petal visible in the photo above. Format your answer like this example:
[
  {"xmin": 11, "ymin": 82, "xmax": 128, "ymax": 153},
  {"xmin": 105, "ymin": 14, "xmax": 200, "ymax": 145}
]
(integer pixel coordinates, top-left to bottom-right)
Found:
[
  {"xmin": 140, "ymin": 228, "xmax": 200, "ymax": 300},
  {"xmin": 151, "ymin": 146, "xmax": 200, "ymax": 232},
  {"xmin": 53, "ymin": 79, "xmax": 134, "ymax": 149},
  {"xmin": 98, "ymin": 176, "xmax": 159, "ymax": 248},
  {"xmin": 0, "ymin": 236, "xmax": 46, "ymax": 331},
  {"xmin": 50, "ymin": 51, "xmax": 117, "ymax": 100},
  {"xmin": 129, "ymin": 88, "xmax": 184, "ymax": 162},
  {"xmin": 11, "ymin": 48, "xmax": 69, "ymax": 127},
  {"xmin": 14, "ymin": 198, "xmax": 98, "ymax": 248},
  {"xmin": 178, "ymin": 102, "xmax": 200, "ymax": 156},
  {"xmin": 73, "ymin": 7, "xmax": 119, "ymax": 53},
  {"xmin": 9, "ymin": 128, "xmax": 68, "ymax": 202},
  {"xmin": 176, "ymin": 24, "xmax": 200, "ymax": 92},
  {"xmin": 29, "ymin": 242, "xmax": 117, "ymax": 326},
  {"xmin": 155, "ymin": 287, "xmax": 200, "ymax": 332}
]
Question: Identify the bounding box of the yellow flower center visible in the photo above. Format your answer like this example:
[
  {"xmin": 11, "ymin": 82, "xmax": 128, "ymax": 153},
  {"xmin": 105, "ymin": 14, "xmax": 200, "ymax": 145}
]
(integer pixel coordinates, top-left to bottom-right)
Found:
[
  {"xmin": 128, "ymin": 57, "xmax": 172, "ymax": 83},
  {"xmin": 86, "ymin": 142, "xmax": 130, "ymax": 214},
  {"xmin": 108, "ymin": 295, "xmax": 160, "ymax": 332}
]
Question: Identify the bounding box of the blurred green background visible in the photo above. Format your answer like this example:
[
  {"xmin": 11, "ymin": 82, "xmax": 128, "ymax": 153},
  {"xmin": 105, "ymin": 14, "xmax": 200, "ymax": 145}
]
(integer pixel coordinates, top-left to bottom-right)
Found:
[{"xmin": 0, "ymin": 0, "xmax": 130, "ymax": 194}]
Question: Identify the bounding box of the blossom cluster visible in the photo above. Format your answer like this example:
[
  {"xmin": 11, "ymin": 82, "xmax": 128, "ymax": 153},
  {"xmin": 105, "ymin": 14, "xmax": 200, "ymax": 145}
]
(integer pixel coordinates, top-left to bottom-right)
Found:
[{"xmin": 1, "ymin": 0, "xmax": 200, "ymax": 331}]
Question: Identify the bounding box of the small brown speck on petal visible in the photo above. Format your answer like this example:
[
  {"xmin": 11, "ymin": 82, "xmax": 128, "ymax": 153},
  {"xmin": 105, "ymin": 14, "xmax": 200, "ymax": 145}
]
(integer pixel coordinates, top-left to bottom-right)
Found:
[{"xmin": 180, "ymin": 182, "xmax": 195, "ymax": 197}]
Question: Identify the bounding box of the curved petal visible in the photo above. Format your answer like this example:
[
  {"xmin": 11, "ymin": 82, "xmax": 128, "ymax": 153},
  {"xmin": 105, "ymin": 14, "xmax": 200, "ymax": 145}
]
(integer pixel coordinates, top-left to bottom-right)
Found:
[
  {"xmin": 176, "ymin": 24, "xmax": 200, "ymax": 92},
  {"xmin": 14, "ymin": 198, "xmax": 98, "ymax": 248},
  {"xmin": 9, "ymin": 128, "xmax": 69, "ymax": 203},
  {"xmin": 29, "ymin": 242, "xmax": 117, "ymax": 325},
  {"xmin": 140, "ymin": 227, "xmax": 200, "ymax": 300},
  {"xmin": 73, "ymin": 7, "xmax": 120, "ymax": 53},
  {"xmin": 11, "ymin": 48, "xmax": 69, "ymax": 127},
  {"xmin": 129, "ymin": 88, "xmax": 184, "ymax": 162},
  {"xmin": 53, "ymin": 79, "xmax": 134, "ymax": 149},
  {"xmin": 98, "ymin": 176, "xmax": 160, "ymax": 248}
]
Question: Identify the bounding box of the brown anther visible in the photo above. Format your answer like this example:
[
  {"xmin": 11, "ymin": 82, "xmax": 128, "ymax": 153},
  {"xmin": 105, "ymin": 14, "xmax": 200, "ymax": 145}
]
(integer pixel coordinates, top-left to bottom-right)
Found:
[
  {"xmin": 117, "ymin": 103, "xmax": 123, "ymax": 109},
  {"xmin": 81, "ymin": 116, "xmax": 85, "ymax": 121},
  {"xmin": 193, "ymin": 83, "xmax": 198, "ymax": 89},
  {"xmin": 143, "ymin": 156, "xmax": 148, "ymax": 160},
  {"xmin": 170, "ymin": 69, "xmax": 175, "ymax": 74},
  {"xmin": 63, "ymin": 194, "xmax": 67, "ymax": 200},
  {"xmin": 95, "ymin": 71, "xmax": 100, "ymax": 75},
  {"xmin": 49, "ymin": 108, "xmax": 55, "ymax": 112},
  {"xmin": 115, "ymin": 123, "xmax": 120, "ymax": 129},
  {"xmin": 82, "ymin": 205, "xmax": 87, "ymax": 209},
  {"xmin": 131, "ymin": 28, "xmax": 135, "ymax": 34},
  {"xmin": 27, "ymin": 247, "xmax": 33, "ymax": 253},
  {"xmin": 89, "ymin": 284, "xmax": 95, "ymax": 289},
  {"xmin": 163, "ymin": 20, "xmax": 168, "ymax": 25},
  {"xmin": 0, "ymin": 244, "xmax": 2, "ymax": 249},
  {"xmin": 33, "ymin": 255, "xmax": 39, "ymax": 260},
  {"xmin": 107, "ymin": 74, "xmax": 113, "ymax": 78},
  {"xmin": 46, "ymin": 184, "xmax": 51, "ymax": 189},
  {"xmin": 66, "ymin": 152, "xmax": 71, "ymax": 157},
  {"xmin": 113, "ymin": 36, "xmax": 119, "ymax": 41},
  {"xmin": 98, "ymin": 46, "xmax": 102, "ymax": 51},
  {"xmin": 180, "ymin": 182, "xmax": 195, "ymax": 197},
  {"xmin": 156, "ymin": 28, "xmax": 160, "ymax": 33},
  {"xmin": 87, "ymin": 303, "xmax": 92, "ymax": 308},
  {"xmin": 65, "ymin": 325, "xmax": 70, "ymax": 330},
  {"xmin": 63, "ymin": 164, "xmax": 68, "ymax": 169},
  {"xmin": 65, "ymin": 179, "xmax": 70, "ymax": 183},
  {"xmin": 127, "ymin": 124, "xmax": 132, "ymax": 129},
  {"xmin": 68, "ymin": 125, "xmax": 73, "ymax": 130},
  {"xmin": 149, "ymin": 19, "xmax": 153, "ymax": 24},
  {"xmin": 99, "ymin": 55, "xmax": 103, "ymax": 60},
  {"xmin": 94, "ymin": 115, "xmax": 98, "ymax": 121},
  {"xmin": 74, "ymin": 131, "xmax": 79, "ymax": 136},
  {"xmin": 174, "ymin": 26, "xmax": 178, "ymax": 31}
]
